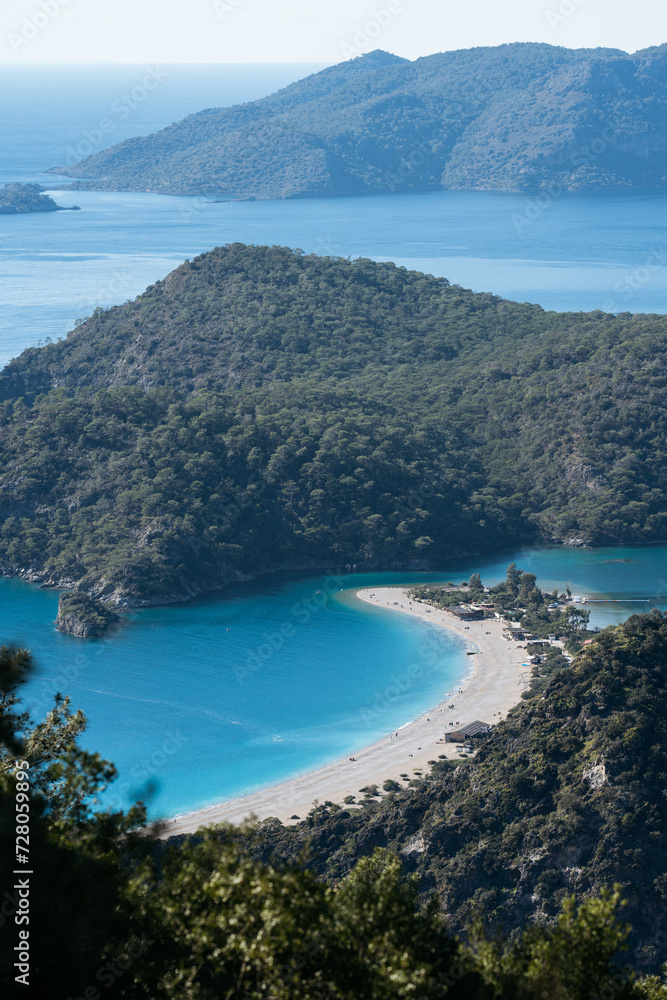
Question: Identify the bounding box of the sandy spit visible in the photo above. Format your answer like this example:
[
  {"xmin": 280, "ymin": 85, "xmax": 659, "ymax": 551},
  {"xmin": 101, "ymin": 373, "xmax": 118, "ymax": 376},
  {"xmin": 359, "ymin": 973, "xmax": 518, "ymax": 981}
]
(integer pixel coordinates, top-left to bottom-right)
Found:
[{"xmin": 158, "ymin": 587, "xmax": 531, "ymax": 837}]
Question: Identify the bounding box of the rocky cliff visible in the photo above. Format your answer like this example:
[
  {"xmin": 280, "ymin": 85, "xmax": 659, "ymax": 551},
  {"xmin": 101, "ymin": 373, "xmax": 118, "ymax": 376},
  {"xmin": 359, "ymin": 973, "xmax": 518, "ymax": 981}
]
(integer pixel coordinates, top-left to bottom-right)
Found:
[{"xmin": 55, "ymin": 591, "xmax": 120, "ymax": 637}]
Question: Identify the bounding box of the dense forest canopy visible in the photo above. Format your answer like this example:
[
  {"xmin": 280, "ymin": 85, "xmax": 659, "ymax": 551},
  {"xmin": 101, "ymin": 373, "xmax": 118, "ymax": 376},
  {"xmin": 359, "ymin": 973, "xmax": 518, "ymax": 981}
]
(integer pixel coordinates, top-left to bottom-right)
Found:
[
  {"xmin": 52, "ymin": 43, "xmax": 667, "ymax": 198},
  {"xmin": 2, "ymin": 244, "xmax": 667, "ymax": 604}
]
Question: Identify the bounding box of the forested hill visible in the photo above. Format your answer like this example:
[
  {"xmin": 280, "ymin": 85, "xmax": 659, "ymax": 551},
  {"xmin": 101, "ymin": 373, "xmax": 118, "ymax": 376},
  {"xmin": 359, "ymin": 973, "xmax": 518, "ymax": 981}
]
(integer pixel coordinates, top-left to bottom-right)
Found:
[
  {"xmin": 53, "ymin": 43, "xmax": 667, "ymax": 197},
  {"xmin": 248, "ymin": 611, "xmax": 667, "ymax": 971},
  {"xmin": 2, "ymin": 244, "xmax": 667, "ymax": 605},
  {"xmin": 0, "ymin": 182, "xmax": 77, "ymax": 214}
]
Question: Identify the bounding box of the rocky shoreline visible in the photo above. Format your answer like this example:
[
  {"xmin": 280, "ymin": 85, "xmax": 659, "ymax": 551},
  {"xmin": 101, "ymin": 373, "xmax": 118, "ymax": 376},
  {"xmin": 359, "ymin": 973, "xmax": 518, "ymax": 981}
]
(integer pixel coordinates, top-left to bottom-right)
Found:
[
  {"xmin": 2, "ymin": 534, "xmax": 601, "ymax": 624},
  {"xmin": 55, "ymin": 591, "xmax": 120, "ymax": 638},
  {"xmin": 7, "ymin": 552, "xmax": 468, "ymax": 613}
]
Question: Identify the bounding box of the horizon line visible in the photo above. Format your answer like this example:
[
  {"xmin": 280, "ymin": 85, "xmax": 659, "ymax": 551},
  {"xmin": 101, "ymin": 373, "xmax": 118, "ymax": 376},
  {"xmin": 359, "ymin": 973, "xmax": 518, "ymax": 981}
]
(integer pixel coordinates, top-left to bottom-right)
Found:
[{"xmin": 0, "ymin": 39, "xmax": 663, "ymax": 67}]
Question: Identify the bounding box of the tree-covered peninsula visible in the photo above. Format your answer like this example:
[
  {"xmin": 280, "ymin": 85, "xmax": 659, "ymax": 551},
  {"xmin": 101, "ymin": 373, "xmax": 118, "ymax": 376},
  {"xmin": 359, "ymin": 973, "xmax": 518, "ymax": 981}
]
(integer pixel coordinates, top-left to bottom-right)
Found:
[
  {"xmin": 0, "ymin": 182, "xmax": 79, "ymax": 214},
  {"xmin": 52, "ymin": 43, "xmax": 667, "ymax": 198},
  {"xmin": 2, "ymin": 243, "xmax": 667, "ymax": 606}
]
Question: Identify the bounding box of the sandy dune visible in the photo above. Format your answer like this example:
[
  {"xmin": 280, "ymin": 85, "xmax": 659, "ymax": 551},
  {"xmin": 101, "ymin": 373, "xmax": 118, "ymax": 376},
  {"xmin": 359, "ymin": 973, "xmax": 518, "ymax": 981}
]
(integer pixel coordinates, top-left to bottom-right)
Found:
[{"xmin": 158, "ymin": 587, "xmax": 531, "ymax": 837}]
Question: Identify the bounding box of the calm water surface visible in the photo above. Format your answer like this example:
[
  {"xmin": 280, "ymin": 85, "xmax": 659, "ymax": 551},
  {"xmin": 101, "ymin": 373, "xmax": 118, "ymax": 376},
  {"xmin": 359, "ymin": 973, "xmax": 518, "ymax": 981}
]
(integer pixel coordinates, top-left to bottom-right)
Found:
[
  {"xmin": 2, "ymin": 544, "xmax": 666, "ymax": 819},
  {"xmin": 1, "ymin": 66, "xmax": 667, "ymax": 366}
]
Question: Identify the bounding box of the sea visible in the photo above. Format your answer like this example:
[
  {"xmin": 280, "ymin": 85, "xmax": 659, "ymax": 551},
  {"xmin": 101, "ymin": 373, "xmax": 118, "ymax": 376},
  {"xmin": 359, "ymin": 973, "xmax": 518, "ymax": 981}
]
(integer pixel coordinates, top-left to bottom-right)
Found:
[
  {"xmin": 1, "ymin": 64, "xmax": 667, "ymax": 819},
  {"xmin": 2, "ymin": 64, "xmax": 667, "ymax": 368}
]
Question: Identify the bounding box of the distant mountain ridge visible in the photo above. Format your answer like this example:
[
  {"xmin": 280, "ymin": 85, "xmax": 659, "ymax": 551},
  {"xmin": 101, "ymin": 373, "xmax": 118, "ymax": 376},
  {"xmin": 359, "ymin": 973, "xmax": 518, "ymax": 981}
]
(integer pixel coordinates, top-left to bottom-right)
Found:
[{"xmin": 52, "ymin": 43, "xmax": 667, "ymax": 198}]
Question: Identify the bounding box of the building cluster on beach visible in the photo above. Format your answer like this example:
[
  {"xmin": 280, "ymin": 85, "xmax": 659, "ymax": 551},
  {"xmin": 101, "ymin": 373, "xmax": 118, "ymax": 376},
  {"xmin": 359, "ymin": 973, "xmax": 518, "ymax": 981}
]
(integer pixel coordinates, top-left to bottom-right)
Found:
[
  {"xmin": 441, "ymin": 602, "xmax": 561, "ymax": 647},
  {"xmin": 444, "ymin": 720, "xmax": 492, "ymax": 744},
  {"xmin": 442, "ymin": 604, "xmax": 485, "ymax": 621}
]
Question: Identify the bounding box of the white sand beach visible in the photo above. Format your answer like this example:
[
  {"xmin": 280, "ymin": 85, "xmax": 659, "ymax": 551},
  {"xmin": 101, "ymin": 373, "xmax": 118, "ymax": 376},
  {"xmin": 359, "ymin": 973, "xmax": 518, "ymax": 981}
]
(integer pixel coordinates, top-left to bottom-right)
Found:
[{"xmin": 158, "ymin": 586, "xmax": 532, "ymax": 837}]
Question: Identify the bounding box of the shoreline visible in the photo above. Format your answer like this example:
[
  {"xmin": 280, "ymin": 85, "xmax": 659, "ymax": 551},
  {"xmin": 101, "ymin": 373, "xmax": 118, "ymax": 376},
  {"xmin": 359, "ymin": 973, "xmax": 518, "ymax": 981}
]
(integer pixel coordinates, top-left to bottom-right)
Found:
[{"xmin": 158, "ymin": 586, "xmax": 532, "ymax": 837}]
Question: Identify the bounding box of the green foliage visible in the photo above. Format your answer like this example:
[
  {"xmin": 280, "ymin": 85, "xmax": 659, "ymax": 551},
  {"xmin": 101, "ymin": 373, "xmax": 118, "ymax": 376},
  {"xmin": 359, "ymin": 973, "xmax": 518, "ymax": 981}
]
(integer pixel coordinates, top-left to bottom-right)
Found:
[
  {"xmin": 250, "ymin": 612, "xmax": 667, "ymax": 970},
  {"xmin": 0, "ymin": 646, "xmax": 144, "ymax": 830},
  {"xmin": 2, "ymin": 643, "xmax": 667, "ymax": 995},
  {"xmin": 382, "ymin": 779, "xmax": 401, "ymax": 792},
  {"xmin": 0, "ymin": 183, "xmax": 61, "ymax": 214},
  {"xmin": 408, "ymin": 585, "xmax": 473, "ymax": 608},
  {"xmin": 521, "ymin": 645, "xmax": 570, "ymax": 700},
  {"xmin": 56, "ymin": 590, "xmax": 120, "ymax": 635},
  {"xmin": 468, "ymin": 887, "xmax": 635, "ymax": 1000},
  {"xmin": 411, "ymin": 563, "xmax": 591, "ymax": 644},
  {"xmin": 636, "ymin": 977, "xmax": 667, "ymax": 999},
  {"xmin": 130, "ymin": 840, "xmax": 479, "ymax": 999},
  {"xmin": 0, "ymin": 648, "xmax": 146, "ymax": 998},
  {"xmin": 3, "ymin": 245, "xmax": 667, "ymax": 604},
  {"xmin": 54, "ymin": 44, "xmax": 667, "ymax": 197}
]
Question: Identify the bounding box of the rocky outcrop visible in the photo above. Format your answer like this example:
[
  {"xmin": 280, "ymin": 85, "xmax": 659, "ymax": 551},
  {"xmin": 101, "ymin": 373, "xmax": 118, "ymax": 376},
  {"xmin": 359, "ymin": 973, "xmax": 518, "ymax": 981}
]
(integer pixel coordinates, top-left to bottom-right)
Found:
[
  {"xmin": 563, "ymin": 536, "xmax": 593, "ymax": 548},
  {"xmin": 582, "ymin": 761, "xmax": 608, "ymax": 789},
  {"xmin": 55, "ymin": 591, "xmax": 120, "ymax": 637}
]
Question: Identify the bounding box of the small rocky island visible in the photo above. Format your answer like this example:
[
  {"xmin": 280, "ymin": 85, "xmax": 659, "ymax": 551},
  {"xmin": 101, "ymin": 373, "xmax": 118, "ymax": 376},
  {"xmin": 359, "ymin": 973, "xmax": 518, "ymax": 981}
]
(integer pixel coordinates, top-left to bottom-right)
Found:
[
  {"xmin": 0, "ymin": 182, "xmax": 80, "ymax": 214},
  {"xmin": 56, "ymin": 591, "xmax": 120, "ymax": 637}
]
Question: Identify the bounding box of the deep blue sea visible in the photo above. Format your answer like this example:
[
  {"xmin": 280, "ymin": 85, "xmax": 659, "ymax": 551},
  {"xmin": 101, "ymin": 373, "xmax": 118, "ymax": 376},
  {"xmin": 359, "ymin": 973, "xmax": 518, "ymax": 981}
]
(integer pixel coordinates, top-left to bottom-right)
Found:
[
  {"xmin": 1, "ymin": 65, "xmax": 667, "ymax": 367},
  {"xmin": 1, "ymin": 65, "xmax": 667, "ymax": 819}
]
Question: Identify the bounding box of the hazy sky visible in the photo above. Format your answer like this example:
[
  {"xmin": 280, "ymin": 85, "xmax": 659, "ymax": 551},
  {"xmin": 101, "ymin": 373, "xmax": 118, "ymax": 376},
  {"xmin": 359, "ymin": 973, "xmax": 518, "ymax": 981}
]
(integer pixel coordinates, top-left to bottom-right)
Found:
[{"xmin": 2, "ymin": 0, "xmax": 666, "ymax": 64}]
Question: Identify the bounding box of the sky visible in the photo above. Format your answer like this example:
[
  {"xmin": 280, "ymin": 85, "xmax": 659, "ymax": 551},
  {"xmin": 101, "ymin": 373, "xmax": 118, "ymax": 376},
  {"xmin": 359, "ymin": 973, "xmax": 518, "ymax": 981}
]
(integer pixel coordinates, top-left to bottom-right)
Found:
[{"xmin": 1, "ymin": 0, "xmax": 666, "ymax": 64}]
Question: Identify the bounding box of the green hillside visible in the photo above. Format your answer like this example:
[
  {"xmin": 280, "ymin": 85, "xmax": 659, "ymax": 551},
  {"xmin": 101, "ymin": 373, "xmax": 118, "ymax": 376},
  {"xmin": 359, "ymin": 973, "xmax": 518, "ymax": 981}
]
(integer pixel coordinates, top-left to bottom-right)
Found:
[
  {"xmin": 52, "ymin": 43, "xmax": 667, "ymax": 197},
  {"xmin": 2, "ymin": 244, "xmax": 667, "ymax": 605},
  {"xmin": 247, "ymin": 610, "xmax": 667, "ymax": 973}
]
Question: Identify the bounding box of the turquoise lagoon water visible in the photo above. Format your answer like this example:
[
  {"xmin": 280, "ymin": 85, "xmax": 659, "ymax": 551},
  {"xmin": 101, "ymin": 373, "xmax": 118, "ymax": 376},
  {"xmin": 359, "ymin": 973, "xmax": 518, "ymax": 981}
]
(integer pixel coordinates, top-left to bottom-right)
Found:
[{"xmin": 2, "ymin": 544, "xmax": 666, "ymax": 819}]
